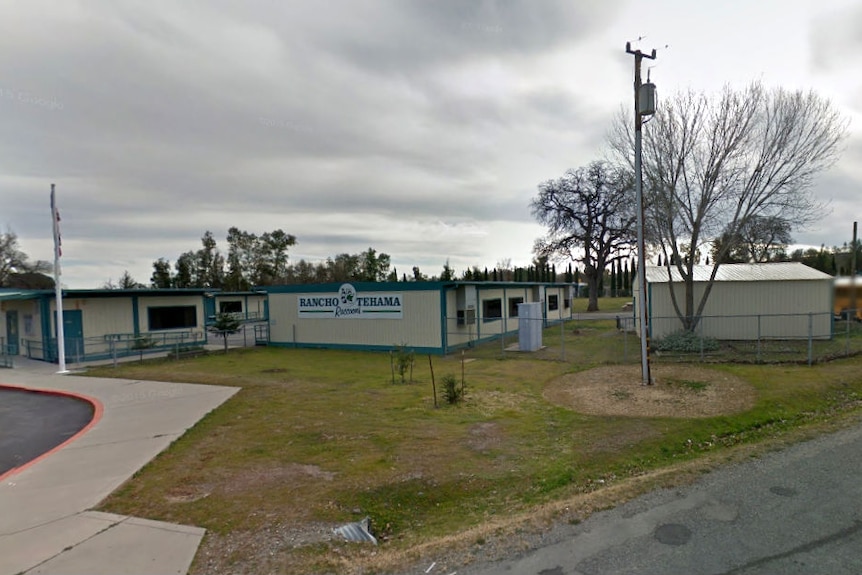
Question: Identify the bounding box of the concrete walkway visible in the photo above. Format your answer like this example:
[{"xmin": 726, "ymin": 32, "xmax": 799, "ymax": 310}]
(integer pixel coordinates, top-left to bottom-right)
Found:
[{"xmin": 0, "ymin": 359, "xmax": 239, "ymax": 575}]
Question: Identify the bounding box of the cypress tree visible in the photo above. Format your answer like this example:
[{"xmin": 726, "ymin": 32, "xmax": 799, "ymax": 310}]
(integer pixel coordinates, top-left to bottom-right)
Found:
[
  {"xmin": 623, "ymin": 260, "xmax": 630, "ymax": 297},
  {"xmin": 610, "ymin": 263, "xmax": 617, "ymax": 297}
]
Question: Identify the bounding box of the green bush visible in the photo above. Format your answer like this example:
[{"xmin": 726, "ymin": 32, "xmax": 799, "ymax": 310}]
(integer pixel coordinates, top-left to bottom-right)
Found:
[
  {"xmin": 655, "ymin": 329, "xmax": 719, "ymax": 353},
  {"xmin": 393, "ymin": 345, "xmax": 415, "ymax": 384},
  {"xmin": 441, "ymin": 374, "xmax": 464, "ymax": 404}
]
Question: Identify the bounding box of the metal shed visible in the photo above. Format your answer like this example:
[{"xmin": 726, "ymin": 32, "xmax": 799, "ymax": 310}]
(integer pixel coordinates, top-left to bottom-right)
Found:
[{"xmin": 634, "ymin": 263, "xmax": 834, "ymax": 340}]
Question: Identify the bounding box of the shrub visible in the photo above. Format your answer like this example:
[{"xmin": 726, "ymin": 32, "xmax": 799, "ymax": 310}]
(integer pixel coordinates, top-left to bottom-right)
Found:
[
  {"xmin": 655, "ymin": 329, "xmax": 719, "ymax": 353},
  {"xmin": 393, "ymin": 345, "xmax": 415, "ymax": 384},
  {"xmin": 441, "ymin": 374, "xmax": 464, "ymax": 404}
]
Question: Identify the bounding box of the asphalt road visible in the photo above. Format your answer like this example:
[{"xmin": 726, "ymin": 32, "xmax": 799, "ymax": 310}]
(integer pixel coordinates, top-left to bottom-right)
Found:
[
  {"xmin": 457, "ymin": 422, "xmax": 862, "ymax": 575},
  {"xmin": 0, "ymin": 386, "xmax": 94, "ymax": 476}
]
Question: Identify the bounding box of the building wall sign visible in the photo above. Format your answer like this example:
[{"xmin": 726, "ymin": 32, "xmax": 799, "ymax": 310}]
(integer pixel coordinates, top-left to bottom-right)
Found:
[{"xmin": 297, "ymin": 284, "xmax": 403, "ymax": 319}]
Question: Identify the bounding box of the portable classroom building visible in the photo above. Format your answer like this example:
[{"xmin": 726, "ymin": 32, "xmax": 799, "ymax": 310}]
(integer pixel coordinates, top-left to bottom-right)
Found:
[
  {"xmin": 0, "ymin": 288, "xmax": 212, "ymax": 363},
  {"xmin": 265, "ymin": 281, "xmax": 573, "ymax": 354},
  {"xmin": 634, "ymin": 263, "xmax": 834, "ymax": 340}
]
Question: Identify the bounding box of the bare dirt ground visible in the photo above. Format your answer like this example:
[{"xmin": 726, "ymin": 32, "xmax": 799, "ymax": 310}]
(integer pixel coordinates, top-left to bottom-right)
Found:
[{"xmin": 544, "ymin": 364, "xmax": 757, "ymax": 418}]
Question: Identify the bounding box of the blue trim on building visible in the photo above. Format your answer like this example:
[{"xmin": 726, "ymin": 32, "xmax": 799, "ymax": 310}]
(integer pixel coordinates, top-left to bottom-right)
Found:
[
  {"xmin": 439, "ymin": 287, "xmax": 449, "ymax": 354},
  {"xmin": 263, "ymin": 281, "xmax": 454, "ymax": 294},
  {"xmin": 39, "ymin": 296, "xmax": 53, "ymax": 361},
  {"xmin": 132, "ymin": 295, "xmax": 140, "ymax": 336},
  {"xmin": 267, "ymin": 340, "xmax": 445, "ymax": 355}
]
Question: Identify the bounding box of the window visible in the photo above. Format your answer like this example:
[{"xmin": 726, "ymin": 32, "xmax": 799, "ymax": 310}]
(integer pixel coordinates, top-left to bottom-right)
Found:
[
  {"xmin": 548, "ymin": 295, "xmax": 559, "ymax": 311},
  {"xmin": 508, "ymin": 297, "xmax": 524, "ymax": 317},
  {"xmin": 219, "ymin": 301, "xmax": 242, "ymax": 314},
  {"xmin": 482, "ymin": 298, "xmax": 502, "ymax": 321},
  {"xmin": 148, "ymin": 306, "xmax": 197, "ymax": 330},
  {"xmin": 564, "ymin": 298, "xmax": 570, "ymax": 310}
]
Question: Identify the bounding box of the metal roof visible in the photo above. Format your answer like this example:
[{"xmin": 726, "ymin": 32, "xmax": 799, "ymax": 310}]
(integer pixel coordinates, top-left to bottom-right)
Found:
[
  {"xmin": 0, "ymin": 290, "xmax": 39, "ymax": 301},
  {"xmin": 644, "ymin": 262, "xmax": 833, "ymax": 284}
]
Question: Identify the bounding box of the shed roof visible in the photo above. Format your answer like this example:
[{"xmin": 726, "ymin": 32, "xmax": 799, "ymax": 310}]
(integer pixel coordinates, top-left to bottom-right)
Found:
[{"xmin": 644, "ymin": 262, "xmax": 832, "ymax": 284}]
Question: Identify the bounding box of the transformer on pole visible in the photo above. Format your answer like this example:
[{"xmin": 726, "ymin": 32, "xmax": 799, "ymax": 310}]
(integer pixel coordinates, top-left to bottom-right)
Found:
[{"xmin": 625, "ymin": 42, "xmax": 657, "ymax": 385}]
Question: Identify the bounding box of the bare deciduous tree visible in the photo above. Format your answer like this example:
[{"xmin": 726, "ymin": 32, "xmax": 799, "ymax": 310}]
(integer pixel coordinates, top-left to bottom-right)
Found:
[
  {"xmin": 531, "ymin": 161, "xmax": 636, "ymax": 312},
  {"xmin": 0, "ymin": 229, "xmax": 51, "ymax": 287},
  {"xmin": 711, "ymin": 215, "xmax": 793, "ymax": 264},
  {"xmin": 610, "ymin": 82, "xmax": 848, "ymax": 330}
]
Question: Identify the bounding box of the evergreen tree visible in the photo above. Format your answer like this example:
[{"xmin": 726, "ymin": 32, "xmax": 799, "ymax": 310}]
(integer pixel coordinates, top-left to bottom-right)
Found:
[
  {"xmin": 610, "ymin": 263, "xmax": 617, "ymax": 297},
  {"xmin": 623, "ymin": 259, "xmax": 630, "ymax": 297}
]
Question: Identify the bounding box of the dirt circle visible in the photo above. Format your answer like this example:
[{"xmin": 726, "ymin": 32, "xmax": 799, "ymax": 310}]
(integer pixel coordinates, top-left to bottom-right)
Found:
[{"xmin": 544, "ymin": 364, "xmax": 757, "ymax": 418}]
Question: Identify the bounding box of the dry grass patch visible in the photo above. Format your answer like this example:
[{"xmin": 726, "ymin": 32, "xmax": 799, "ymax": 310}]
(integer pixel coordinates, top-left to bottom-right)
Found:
[{"xmin": 545, "ymin": 364, "xmax": 757, "ymax": 418}]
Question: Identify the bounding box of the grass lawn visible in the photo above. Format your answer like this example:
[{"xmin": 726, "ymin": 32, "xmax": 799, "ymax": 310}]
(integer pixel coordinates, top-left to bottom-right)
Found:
[{"xmin": 87, "ymin": 316, "xmax": 862, "ymax": 575}]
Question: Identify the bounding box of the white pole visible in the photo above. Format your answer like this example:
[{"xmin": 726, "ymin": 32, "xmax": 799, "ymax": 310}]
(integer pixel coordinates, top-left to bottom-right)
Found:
[{"xmin": 51, "ymin": 184, "xmax": 68, "ymax": 373}]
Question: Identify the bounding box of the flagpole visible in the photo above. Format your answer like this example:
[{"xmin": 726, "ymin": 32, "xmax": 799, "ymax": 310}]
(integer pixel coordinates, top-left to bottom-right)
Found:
[{"xmin": 51, "ymin": 183, "xmax": 67, "ymax": 373}]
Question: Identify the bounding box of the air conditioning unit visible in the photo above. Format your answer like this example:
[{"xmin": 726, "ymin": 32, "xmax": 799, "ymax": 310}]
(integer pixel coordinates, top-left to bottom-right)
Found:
[{"xmin": 457, "ymin": 308, "xmax": 476, "ymax": 326}]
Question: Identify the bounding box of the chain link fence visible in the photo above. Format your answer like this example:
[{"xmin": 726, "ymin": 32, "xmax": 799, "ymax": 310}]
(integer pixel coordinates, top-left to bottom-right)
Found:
[{"xmin": 445, "ymin": 310, "xmax": 862, "ymax": 366}]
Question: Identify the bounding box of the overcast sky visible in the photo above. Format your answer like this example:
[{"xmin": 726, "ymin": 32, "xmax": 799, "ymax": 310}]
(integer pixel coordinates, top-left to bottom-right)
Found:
[{"xmin": 2, "ymin": 0, "xmax": 860, "ymax": 288}]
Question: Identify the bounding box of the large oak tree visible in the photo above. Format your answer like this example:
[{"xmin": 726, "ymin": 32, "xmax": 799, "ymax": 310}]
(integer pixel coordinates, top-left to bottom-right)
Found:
[{"xmin": 531, "ymin": 161, "xmax": 636, "ymax": 312}]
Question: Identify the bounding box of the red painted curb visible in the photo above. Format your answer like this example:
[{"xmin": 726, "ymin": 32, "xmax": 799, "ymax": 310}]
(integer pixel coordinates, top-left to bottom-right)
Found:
[{"xmin": 0, "ymin": 383, "xmax": 104, "ymax": 483}]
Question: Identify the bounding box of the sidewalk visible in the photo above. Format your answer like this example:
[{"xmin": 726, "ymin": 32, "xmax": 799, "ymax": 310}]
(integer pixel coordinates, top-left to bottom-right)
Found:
[{"xmin": 0, "ymin": 362, "xmax": 239, "ymax": 575}]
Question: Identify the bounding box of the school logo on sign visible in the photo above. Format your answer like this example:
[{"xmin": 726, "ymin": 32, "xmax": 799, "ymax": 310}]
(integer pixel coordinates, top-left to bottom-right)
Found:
[{"xmin": 298, "ymin": 284, "xmax": 403, "ymax": 319}]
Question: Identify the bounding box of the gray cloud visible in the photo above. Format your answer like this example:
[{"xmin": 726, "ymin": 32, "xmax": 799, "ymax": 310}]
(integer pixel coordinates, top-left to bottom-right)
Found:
[
  {"xmin": 2, "ymin": 0, "xmax": 859, "ymax": 287},
  {"xmin": 809, "ymin": 3, "xmax": 862, "ymax": 73}
]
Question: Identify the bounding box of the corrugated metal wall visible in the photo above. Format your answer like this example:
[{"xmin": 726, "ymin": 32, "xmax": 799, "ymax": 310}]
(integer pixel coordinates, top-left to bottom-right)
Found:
[
  {"xmin": 647, "ymin": 280, "xmax": 832, "ymax": 340},
  {"xmin": 55, "ymin": 297, "xmax": 135, "ymax": 337}
]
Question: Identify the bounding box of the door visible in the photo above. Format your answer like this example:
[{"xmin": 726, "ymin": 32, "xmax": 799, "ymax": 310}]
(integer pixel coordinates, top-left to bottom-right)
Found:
[
  {"xmin": 6, "ymin": 310, "xmax": 19, "ymax": 355},
  {"xmin": 58, "ymin": 309, "xmax": 84, "ymax": 359}
]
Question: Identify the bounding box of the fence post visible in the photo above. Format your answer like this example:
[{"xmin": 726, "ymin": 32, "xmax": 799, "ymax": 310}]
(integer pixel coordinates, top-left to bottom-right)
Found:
[
  {"xmin": 623, "ymin": 319, "xmax": 628, "ymax": 363},
  {"xmin": 111, "ymin": 339, "xmax": 117, "ymax": 368},
  {"xmin": 757, "ymin": 315, "xmax": 762, "ymax": 364},
  {"xmin": 807, "ymin": 313, "xmax": 813, "ymax": 366},
  {"xmin": 560, "ymin": 318, "xmax": 565, "ymax": 361},
  {"xmin": 846, "ymin": 314, "xmax": 851, "ymax": 357},
  {"xmin": 699, "ymin": 316, "xmax": 704, "ymax": 361}
]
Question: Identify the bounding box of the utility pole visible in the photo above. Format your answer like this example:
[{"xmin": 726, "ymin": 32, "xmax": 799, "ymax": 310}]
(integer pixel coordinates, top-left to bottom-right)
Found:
[
  {"xmin": 852, "ymin": 221, "xmax": 857, "ymax": 319},
  {"xmin": 625, "ymin": 42, "xmax": 656, "ymax": 385}
]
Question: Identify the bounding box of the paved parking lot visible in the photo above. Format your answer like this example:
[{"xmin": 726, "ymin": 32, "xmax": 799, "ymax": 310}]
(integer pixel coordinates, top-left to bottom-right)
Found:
[{"xmin": 0, "ymin": 386, "xmax": 95, "ymax": 477}]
